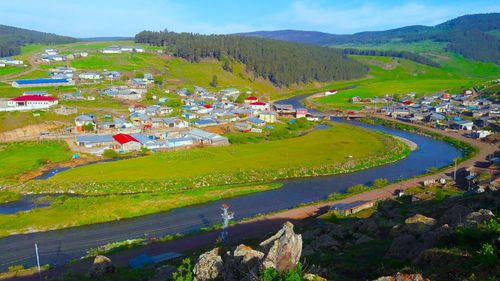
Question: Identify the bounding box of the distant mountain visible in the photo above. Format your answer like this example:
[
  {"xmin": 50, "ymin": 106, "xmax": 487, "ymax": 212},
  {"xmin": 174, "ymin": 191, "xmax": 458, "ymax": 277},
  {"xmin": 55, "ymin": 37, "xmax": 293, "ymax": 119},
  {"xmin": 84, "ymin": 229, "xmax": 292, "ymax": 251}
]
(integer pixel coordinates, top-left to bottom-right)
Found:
[
  {"xmin": 0, "ymin": 24, "xmax": 76, "ymax": 57},
  {"xmin": 239, "ymin": 13, "xmax": 500, "ymax": 64}
]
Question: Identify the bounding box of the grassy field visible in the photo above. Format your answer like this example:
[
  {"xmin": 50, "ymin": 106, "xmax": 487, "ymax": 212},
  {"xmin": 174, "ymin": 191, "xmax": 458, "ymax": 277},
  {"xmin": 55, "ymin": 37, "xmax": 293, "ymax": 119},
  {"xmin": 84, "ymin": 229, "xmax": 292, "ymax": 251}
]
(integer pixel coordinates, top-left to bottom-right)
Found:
[
  {"xmin": 0, "ymin": 183, "xmax": 280, "ymax": 237},
  {"xmin": 314, "ymin": 54, "xmax": 498, "ymax": 110},
  {"xmin": 0, "ymin": 67, "xmax": 26, "ymax": 77},
  {"xmin": 0, "ymin": 141, "xmax": 72, "ymax": 183},
  {"xmin": 41, "ymin": 124, "xmax": 403, "ymax": 187}
]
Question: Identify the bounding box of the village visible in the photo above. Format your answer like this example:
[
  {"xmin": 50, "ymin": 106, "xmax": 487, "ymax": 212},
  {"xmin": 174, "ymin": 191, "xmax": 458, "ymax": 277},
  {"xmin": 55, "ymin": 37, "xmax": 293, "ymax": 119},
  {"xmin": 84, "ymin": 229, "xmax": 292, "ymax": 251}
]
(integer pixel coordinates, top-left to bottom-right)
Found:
[{"xmin": 0, "ymin": 47, "xmax": 320, "ymax": 155}]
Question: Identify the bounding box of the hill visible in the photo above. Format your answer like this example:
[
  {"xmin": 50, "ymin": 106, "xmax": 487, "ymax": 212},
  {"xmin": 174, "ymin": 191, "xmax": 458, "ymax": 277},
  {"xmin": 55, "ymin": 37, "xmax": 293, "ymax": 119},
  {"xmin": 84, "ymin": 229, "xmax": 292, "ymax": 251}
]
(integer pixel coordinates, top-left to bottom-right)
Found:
[
  {"xmin": 0, "ymin": 24, "xmax": 76, "ymax": 57},
  {"xmin": 240, "ymin": 13, "xmax": 500, "ymax": 64},
  {"xmin": 135, "ymin": 31, "xmax": 369, "ymax": 87}
]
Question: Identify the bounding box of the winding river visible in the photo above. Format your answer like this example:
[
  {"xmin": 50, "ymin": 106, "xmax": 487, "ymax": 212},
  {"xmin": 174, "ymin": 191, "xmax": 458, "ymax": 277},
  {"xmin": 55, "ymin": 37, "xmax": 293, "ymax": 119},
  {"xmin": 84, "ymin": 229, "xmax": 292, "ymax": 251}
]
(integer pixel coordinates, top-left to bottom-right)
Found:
[{"xmin": 0, "ymin": 97, "xmax": 462, "ymax": 271}]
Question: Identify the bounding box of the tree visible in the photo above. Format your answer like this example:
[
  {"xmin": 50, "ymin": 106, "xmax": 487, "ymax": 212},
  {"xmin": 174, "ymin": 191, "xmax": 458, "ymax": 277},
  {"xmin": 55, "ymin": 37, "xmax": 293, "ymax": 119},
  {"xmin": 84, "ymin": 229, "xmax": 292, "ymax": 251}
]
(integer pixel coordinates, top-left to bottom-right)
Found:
[
  {"xmin": 210, "ymin": 75, "xmax": 218, "ymax": 87},
  {"xmin": 82, "ymin": 123, "xmax": 95, "ymax": 132},
  {"xmin": 103, "ymin": 149, "xmax": 119, "ymax": 159}
]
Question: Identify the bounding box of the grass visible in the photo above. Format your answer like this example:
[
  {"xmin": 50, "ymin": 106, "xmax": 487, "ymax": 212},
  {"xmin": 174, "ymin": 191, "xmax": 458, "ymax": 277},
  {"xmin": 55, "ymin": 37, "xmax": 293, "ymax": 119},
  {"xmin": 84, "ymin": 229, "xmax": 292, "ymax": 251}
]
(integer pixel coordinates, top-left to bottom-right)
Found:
[
  {"xmin": 314, "ymin": 54, "xmax": 495, "ymax": 110},
  {"xmin": 0, "ymin": 141, "xmax": 72, "ymax": 184},
  {"xmin": 0, "ymin": 183, "xmax": 281, "ymax": 238},
  {"xmin": 45, "ymin": 124, "xmax": 398, "ymax": 185},
  {"xmin": 0, "ymin": 67, "xmax": 26, "ymax": 77}
]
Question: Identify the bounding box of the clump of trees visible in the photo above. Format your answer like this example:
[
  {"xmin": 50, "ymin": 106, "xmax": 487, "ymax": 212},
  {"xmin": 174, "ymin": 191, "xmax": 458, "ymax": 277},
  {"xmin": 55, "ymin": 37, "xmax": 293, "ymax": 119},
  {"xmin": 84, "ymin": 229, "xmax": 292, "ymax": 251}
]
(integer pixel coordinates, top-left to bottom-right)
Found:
[
  {"xmin": 342, "ymin": 48, "xmax": 440, "ymax": 67},
  {"xmin": 135, "ymin": 30, "xmax": 369, "ymax": 87}
]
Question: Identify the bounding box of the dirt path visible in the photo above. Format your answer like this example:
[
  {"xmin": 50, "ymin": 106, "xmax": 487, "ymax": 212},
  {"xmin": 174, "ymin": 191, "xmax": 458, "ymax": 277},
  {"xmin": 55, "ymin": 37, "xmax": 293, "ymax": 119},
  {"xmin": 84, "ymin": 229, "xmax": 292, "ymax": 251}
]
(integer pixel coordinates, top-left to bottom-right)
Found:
[
  {"xmin": 0, "ymin": 53, "xmax": 41, "ymax": 82},
  {"xmin": 10, "ymin": 117, "xmax": 497, "ymax": 281}
]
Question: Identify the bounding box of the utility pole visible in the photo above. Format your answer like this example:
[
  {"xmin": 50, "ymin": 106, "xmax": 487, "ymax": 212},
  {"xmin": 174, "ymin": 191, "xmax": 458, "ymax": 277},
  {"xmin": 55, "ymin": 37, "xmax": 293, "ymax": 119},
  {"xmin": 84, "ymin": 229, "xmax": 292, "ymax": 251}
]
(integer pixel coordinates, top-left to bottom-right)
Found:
[
  {"xmin": 453, "ymin": 158, "xmax": 457, "ymax": 181},
  {"xmin": 35, "ymin": 243, "xmax": 41, "ymax": 281},
  {"xmin": 220, "ymin": 203, "xmax": 234, "ymax": 243}
]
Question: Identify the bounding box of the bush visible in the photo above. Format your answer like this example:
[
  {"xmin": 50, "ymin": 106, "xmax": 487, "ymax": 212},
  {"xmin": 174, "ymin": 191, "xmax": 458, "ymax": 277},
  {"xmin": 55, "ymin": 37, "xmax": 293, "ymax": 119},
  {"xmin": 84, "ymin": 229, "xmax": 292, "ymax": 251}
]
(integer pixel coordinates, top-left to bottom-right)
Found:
[
  {"xmin": 103, "ymin": 149, "xmax": 119, "ymax": 159},
  {"xmin": 172, "ymin": 258, "xmax": 193, "ymax": 281},
  {"xmin": 476, "ymin": 243, "xmax": 498, "ymax": 265},
  {"xmin": 372, "ymin": 178, "xmax": 388, "ymax": 188},
  {"xmin": 260, "ymin": 262, "xmax": 303, "ymax": 281},
  {"xmin": 347, "ymin": 184, "xmax": 367, "ymax": 194}
]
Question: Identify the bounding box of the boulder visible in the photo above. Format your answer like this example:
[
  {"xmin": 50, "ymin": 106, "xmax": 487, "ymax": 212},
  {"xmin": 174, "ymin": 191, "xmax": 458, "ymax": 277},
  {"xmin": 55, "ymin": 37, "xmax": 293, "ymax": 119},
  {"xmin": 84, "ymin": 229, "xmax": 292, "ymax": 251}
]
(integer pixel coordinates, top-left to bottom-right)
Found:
[
  {"xmin": 233, "ymin": 244, "xmax": 265, "ymax": 276},
  {"xmin": 88, "ymin": 255, "xmax": 115, "ymax": 277},
  {"xmin": 193, "ymin": 248, "xmax": 224, "ymax": 281},
  {"xmin": 404, "ymin": 214, "xmax": 436, "ymax": 234},
  {"xmin": 374, "ymin": 272, "xmax": 429, "ymax": 281},
  {"xmin": 260, "ymin": 221, "xmax": 302, "ymax": 272},
  {"xmin": 464, "ymin": 209, "xmax": 495, "ymax": 227}
]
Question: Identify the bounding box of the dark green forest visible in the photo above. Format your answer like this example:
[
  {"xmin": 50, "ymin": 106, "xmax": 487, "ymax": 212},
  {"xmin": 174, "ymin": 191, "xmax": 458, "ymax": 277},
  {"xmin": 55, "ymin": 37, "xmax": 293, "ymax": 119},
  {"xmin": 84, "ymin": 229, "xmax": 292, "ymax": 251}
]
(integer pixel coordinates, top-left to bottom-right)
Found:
[
  {"xmin": 0, "ymin": 24, "xmax": 75, "ymax": 57},
  {"xmin": 135, "ymin": 31, "xmax": 369, "ymax": 86},
  {"xmin": 241, "ymin": 13, "xmax": 500, "ymax": 64},
  {"xmin": 342, "ymin": 48, "xmax": 440, "ymax": 67}
]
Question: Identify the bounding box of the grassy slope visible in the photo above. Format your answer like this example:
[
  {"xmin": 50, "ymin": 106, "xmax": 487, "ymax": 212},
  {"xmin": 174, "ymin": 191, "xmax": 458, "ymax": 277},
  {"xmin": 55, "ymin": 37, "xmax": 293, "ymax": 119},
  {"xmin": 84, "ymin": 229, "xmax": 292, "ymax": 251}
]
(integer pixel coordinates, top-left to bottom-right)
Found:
[
  {"xmin": 0, "ymin": 141, "xmax": 72, "ymax": 183},
  {"xmin": 316, "ymin": 54, "xmax": 499, "ymax": 110},
  {"xmin": 0, "ymin": 183, "xmax": 280, "ymax": 237},
  {"xmin": 48, "ymin": 124, "xmax": 388, "ymax": 183}
]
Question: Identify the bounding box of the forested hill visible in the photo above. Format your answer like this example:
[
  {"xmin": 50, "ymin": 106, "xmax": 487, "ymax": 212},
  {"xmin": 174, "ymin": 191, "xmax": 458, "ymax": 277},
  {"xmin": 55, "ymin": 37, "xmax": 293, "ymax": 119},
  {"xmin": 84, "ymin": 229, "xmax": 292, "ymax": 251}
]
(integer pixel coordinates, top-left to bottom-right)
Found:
[
  {"xmin": 240, "ymin": 13, "xmax": 500, "ymax": 64},
  {"xmin": 135, "ymin": 31, "xmax": 369, "ymax": 87},
  {"xmin": 0, "ymin": 24, "xmax": 76, "ymax": 57}
]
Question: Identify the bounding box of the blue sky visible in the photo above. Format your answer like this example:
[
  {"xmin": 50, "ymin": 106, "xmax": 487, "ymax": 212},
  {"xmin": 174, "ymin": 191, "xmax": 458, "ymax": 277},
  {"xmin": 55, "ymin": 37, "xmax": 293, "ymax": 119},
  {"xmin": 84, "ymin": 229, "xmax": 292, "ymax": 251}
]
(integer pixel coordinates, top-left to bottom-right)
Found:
[{"xmin": 1, "ymin": 0, "xmax": 499, "ymax": 37}]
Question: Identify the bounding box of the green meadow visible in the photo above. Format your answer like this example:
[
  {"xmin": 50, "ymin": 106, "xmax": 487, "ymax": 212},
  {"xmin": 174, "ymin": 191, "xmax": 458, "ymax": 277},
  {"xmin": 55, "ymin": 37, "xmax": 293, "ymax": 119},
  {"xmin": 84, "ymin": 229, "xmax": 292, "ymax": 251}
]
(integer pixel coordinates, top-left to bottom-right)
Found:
[
  {"xmin": 315, "ymin": 54, "xmax": 499, "ymax": 110},
  {"xmin": 46, "ymin": 124, "xmax": 400, "ymax": 185},
  {"xmin": 0, "ymin": 141, "xmax": 72, "ymax": 184}
]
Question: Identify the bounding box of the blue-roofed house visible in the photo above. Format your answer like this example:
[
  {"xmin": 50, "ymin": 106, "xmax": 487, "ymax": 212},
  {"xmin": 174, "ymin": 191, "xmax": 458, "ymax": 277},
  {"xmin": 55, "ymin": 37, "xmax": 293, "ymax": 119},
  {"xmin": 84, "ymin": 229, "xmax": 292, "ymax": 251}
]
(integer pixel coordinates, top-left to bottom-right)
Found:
[
  {"xmin": 247, "ymin": 117, "xmax": 266, "ymax": 126},
  {"xmin": 12, "ymin": 78, "xmax": 74, "ymax": 88},
  {"xmin": 193, "ymin": 119, "xmax": 217, "ymax": 127},
  {"xmin": 75, "ymin": 134, "xmax": 115, "ymax": 148}
]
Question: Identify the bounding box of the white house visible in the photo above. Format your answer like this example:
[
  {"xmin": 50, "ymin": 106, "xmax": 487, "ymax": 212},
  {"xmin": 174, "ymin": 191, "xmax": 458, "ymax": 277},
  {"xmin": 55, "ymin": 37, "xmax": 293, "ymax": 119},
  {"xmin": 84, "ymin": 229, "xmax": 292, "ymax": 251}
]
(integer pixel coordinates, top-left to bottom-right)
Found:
[
  {"xmin": 102, "ymin": 47, "xmax": 122, "ymax": 54},
  {"xmin": 0, "ymin": 57, "xmax": 23, "ymax": 65},
  {"xmin": 325, "ymin": 89, "xmax": 338, "ymax": 96},
  {"xmin": 79, "ymin": 72, "xmax": 102, "ymax": 80},
  {"xmin": 3, "ymin": 95, "xmax": 58, "ymax": 111}
]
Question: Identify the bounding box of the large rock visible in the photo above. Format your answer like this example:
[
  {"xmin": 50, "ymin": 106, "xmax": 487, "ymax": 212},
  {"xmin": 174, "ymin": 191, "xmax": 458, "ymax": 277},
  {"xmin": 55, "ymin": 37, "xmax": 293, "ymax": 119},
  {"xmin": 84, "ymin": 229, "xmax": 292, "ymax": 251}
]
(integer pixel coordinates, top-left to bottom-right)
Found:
[
  {"xmin": 464, "ymin": 209, "xmax": 495, "ymax": 227},
  {"xmin": 374, "ymin": 272, "xmax": 429, "ymax": 281},
  {"xmin": 193, "ymin": 248, "xmax": 224, "ymax": 281},
  {"xmin": 260, "ymin": 221, "xmax": 302, "ymax": 272},
  {"xmin": 88, "ymin": 255, "xmax": 115, "ymax": 277},
  {"xmin": 233, "ymin": 244, "xmax": 265, "ymax": 277},
  {"xmin": 404, "ymin": 214, "xmax": 436, "ymax": 234},
  {"xmin": 303, "ymin": 273, "xmax": 328, "ymax": 281}
]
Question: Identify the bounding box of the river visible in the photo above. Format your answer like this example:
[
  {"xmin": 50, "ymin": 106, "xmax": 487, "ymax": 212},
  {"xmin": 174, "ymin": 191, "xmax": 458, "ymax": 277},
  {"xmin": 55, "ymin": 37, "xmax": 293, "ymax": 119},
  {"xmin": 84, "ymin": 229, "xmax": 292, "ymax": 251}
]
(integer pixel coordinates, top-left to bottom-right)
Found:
[{"xmin": 0, "ymin": 108, "xmax": 461, "ymax": 271}]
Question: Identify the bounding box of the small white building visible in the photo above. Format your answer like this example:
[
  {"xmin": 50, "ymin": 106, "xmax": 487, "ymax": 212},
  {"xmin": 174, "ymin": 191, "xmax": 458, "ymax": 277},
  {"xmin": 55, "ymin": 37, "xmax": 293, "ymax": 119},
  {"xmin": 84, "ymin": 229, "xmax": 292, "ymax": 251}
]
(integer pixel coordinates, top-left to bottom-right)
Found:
[
  {"xmin": 79, "ymin": 72, "xmax": 102, "ymax": 80},
  {"xmin": 2, "ymin": 95, "xmax": 58, "ymax": 111}
]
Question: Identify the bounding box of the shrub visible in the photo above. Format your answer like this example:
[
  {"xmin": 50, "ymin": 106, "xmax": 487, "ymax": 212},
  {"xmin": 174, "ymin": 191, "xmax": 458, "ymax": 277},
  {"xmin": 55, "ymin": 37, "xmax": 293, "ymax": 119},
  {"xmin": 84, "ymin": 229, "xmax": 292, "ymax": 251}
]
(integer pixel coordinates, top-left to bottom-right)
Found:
[
  {"xmin": 347, "ymin": 184, "xmax": 367, "ymax": 194},
  {"xmin": 103, "ymin": 149, "xmax": 119, "ymax": 159},
  {"xmin": 172, "ymin": 258, "xmax": 193, "ymax": 281},
  {"xmin": 372, "ymin": 178, "xmax": 388, "ymax": 188},
  {"xmin": 476, "ymin": 243, "xmax": 498, "ymax": 265},
  {"xmin": 260, "ymin": 262, "xmax": 303, "ymax": 281}
]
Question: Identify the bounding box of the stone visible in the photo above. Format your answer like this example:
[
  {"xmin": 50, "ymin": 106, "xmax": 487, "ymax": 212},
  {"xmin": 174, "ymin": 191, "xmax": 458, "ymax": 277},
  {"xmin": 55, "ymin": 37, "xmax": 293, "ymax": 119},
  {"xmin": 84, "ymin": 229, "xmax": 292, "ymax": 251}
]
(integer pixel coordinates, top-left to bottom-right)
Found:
[
  {"xmin": 404, "ymin": 214, "xmax": 436, "ymax": 234},
  {"xmin": 315, "ymin": 234, "xmax": 340, "ymax": 249},
  {"xmin": 260, "ymin": 221, "xmax": 302, "ymax": 273},
  {"xmin": 193, "ymin": 248, "xmax": 224, "ymax": 281},
  {"xmin": 303, "ymin": 273, "xmax": 328, "ymax": 281},
  {"xmin": 233, "ymin": 244, "xmax": 265, "ymax": 277},
  {"xmin": 464, "ymin": 209, "xmax": 495, "ymax": 227},
  {"xmin": 88, "ymin": 255, "xmax": 115, "ymax": 277},
  {"xmin": 374, "ymin": 272, "xmax": 429, "ymax": 281}
]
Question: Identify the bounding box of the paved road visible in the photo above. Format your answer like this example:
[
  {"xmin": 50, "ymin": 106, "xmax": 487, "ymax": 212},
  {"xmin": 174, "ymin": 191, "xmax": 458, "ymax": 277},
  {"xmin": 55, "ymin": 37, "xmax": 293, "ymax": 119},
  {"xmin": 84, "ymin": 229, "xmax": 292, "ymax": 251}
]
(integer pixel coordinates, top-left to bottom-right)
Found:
[{"xmin": 8, "ymin": 117, "xmax": 497, "ymax": 281}]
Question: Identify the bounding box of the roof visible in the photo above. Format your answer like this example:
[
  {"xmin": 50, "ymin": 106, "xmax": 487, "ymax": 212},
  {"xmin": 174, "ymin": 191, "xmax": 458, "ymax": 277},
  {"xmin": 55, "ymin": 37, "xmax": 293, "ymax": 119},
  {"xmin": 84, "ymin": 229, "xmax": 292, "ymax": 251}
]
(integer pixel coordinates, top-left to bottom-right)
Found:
[
  {"xmin": 14, "ymin": 78, "xmax": 69, "ymax": 85},
  {"xmin": 76, "ymin": 135, "xmax": 114, "ymax": 144},
  {"xmin": 11, "ymin": 95, "xmax": 57, "ymax": 102},
  {"xmin": 247, "ymin": 117, "xmax": 265, "ymax": 124},
  {"xmin": 327, "ymin": 89, "xmax": 337, "ymax": 92},
  {"xmin": 245, "ymin": 96, "xmax": 258, "ymax": 100},
  {"xmin": 113, "ymin": 133, "xmax": 140, "ymax": 144},
  {"xmin": 193, "ymin": 119, "xmax": 217, "ymax": 125},
  {"xmin": 250, "ymin": 102, "xmax": 266, "ymax": 106}
]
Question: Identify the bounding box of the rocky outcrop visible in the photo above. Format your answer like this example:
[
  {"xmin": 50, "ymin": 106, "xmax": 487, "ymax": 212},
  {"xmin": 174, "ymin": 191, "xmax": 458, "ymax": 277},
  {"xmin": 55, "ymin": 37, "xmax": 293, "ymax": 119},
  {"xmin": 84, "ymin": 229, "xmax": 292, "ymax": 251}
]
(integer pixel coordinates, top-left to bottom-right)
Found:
[
  {"xmin": 191, "ymin": 221, "xmax": 303, "ymax": 281},
  {"xmin": 193, "ymin": 248, "xmax": 224, "ymax": 281},
  {"xmin": 88, "ymin": 255, "xmax": 115, "ymax": 277},
  {"xmin": 404, "ymin": 214, "xmax": 436, "ymax": 234},
  {"xmin": 260, "ymin": 221, "xmax": 302, "ymax": 272},
  {"xmin": 374, "ymin": 272, "xmax": 429, "ymax": 281},
  {"xmin": 464, "ymin": 209, "xmax": 495, "ymax": 227}
]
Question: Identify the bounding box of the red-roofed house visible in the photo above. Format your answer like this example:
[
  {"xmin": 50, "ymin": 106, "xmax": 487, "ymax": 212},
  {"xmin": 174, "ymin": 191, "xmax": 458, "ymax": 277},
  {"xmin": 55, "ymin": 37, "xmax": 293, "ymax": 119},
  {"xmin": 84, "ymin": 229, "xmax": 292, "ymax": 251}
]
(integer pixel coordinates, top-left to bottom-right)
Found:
[
  {"xmin": 4, "ymin": 95, "xmax": 58, "ymax": 111},
  {"xmin": 244, "ymin": 96, "xmax": 258, "ymax": 104},
  {"xmin": 249, "ymin": 101, "xmax": 269, "ymax": 111},
  {"xmin": 325, "ymin": 89, "xmax": 338, "ymax": 96},
  {"xmin": 112, "ymin": 133, "xmax": 142, "ymax": 152}
]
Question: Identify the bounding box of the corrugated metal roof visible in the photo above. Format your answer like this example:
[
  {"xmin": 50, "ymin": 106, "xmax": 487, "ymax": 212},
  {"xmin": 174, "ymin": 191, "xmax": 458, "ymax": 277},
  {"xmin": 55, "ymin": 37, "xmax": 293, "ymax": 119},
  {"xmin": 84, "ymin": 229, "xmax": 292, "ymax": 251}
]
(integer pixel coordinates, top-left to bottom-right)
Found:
[{"xmin": 15, "ymin": 78, "xmax": 70, "ymax": 85}]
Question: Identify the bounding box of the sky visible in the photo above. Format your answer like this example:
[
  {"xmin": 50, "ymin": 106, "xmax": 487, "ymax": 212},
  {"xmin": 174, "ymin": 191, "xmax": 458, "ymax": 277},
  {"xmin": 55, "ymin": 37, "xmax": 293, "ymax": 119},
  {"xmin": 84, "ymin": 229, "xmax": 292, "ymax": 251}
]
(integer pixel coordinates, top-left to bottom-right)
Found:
[{"xmin": 0, "ymin": 0, "xmax": 499, "ymax": 38}]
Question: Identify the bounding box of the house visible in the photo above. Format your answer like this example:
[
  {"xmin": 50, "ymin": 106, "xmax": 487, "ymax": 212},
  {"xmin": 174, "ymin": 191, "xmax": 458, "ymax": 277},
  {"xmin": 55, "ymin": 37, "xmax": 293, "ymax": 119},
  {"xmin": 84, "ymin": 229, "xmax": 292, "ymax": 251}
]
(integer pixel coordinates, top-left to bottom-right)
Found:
[
  {"xmin": 75, "ymin": 134, "xmax": 114, "ymax": 148},
  {"xmin": 472, "ymin": 130, "xmax": 492, "ymax": 139},
  {"xmin": 220, "ymin": 88, "xmax": 240, "ymax": 96},
  {"xmin": 162, "ymin": 118, "xmax": 189, "ymax": 129},
  {"xmin": 79, "ymin": 72, "xmax": 101, "ymax": 80},
  {"xmin": 0, "ymin": 63, "xmax": 5, "ymax": 67},
  {"xmin": 23, "ymin": 90, "xmax": 49, "ymax": 96},
  {"xmin": 45, "ymin": 49, "xmax": 58, "ymax": 55},
  {"xmin": 258, "ymin": 111, "xmax": 277, "ymax": 123},
  {"xmin": 295, "ymin": 108, "xmax": 308, "ymax": 118},
  {"xmin": 75, "ymin": 114, "xmax": 96, "ymax": 132},
  {"xmin": 0, "ymin": 57, "xmax": 23, "ymax": 65},
  {"xmin": 247, "ymin": 117, "xmax": 266, "ymax": 126},
  {"xmin": 234, "ymin": 122, "xmax": 252, "ymax": 132},
  {"xmin": 102, "ymin": 46, "xmax": 122, "ymax": 54},
  {"xmin": 112, "ymin": 133, "xmax": 142, "ymax": 152},
  {"xmin": 5, "ymin": 95, "xmax": 58, "ymax": 111},
  {"xmin": 104, "ymin": 88, "xmax": 142, "ymax": 100},
  {"xmin": 61, "ymin": 93, "xmax": 84, "ymax": 100},
  {"xmin": 12, "ymin": 78, "xmax": 74, "ymax": 88},
  {"xmin": 193, "ymin": 119, "xmax": 217, "ymax": 127},
  {"xmin": 102, "ymin": 71, "xmax": 121, "ymax": 80},
  {"xmin": 188, "ymin": 128, "xmax": 229, "ymax": 146},
  {"xmin": 131, "ymin": 134, "xmax": 158, "ymax": 149},
  {"xmin": 249, "ymin": 101, "xmax": 269, "ymax": 111},
  {"xmin": 131, "ymin": 78, "xmax": 148, "ymax": 88},
  {"xmin": 325, "ymin": 89, "xmax": 338, "ymax": 96},
  {"xmin": 273, "ymin": 104, "xmax": 295, "ymax": 115},
  {"xmin": 166, "ymin": 137, "xmax": 193, "ymax": 148},
  {"xmin": 244, "ymin": 96, "xmax": 258, "ymax": 104},
  {"xmin": 351, "ymin": 96, "xmax": 361, "ymax": 103},
  {"xmin": 451, "ymin": 120, "xmax": 474, "ymax": 131}
]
